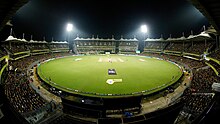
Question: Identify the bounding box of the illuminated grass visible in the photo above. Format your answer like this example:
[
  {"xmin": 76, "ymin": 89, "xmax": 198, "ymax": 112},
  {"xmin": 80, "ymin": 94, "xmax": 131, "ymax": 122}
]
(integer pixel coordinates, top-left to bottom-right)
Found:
[{"xmin": 37, "ymin": 55, "xmax": 182, "ymax": 97}]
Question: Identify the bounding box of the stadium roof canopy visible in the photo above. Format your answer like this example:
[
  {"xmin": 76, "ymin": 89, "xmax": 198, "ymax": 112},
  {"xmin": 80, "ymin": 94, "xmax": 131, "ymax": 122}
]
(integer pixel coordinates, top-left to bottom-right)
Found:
[
  {"xmin": 145, "ymin": 31, "xmax": 212, "ymax": 42},
  {"xmin": 189, "ymin": 0, "xmax": 220, "ymax": 35},
  {"xmin": 0, "ymin": 0, "xmax": 28, "ymax": 31}
]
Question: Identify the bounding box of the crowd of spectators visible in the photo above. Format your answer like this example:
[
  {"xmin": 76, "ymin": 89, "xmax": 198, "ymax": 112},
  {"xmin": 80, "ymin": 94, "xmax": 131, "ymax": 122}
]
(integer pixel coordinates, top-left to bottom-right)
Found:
[
  {"xmin": 4, "ymin": 71, "xmax": 46, "ymax": 113},
  {"xmin": 189, "ymin": 68, "xmax": 218, "ymax": 93},
  {"xmin": 165, "ymin": 42, "xmax": 183, "ymax": 52},
  {"xmin": 177, "ymin": 66, "xmax": 218, "ymax": 123},
  {"xmin": 10, "ymin": 43, "xmax": 29, "ymax": 53},
  {"xmin": 142, "ymin": 52, "xmax": 219, "ymax": 123},
  {"xmin": 144, "ymin": 40, "xmax": 215, "ymax": 55},
  {"xmin": 206, "ymin": 60, "xmax": 220, "ymax": 76},
  {"xmin": 141, "ymin": 52, "xmax": 205, "ymax": 69},
  {"xmin": 208, "ymin": 49, "xmax": 220, "ymax": 61},
  {"xmin": 49, "ymin": 43, "xmax": 69, "ymax": 50},
  {"xmin": 186, "ymin": 42, "xmax": 207, "ymax": 55},
  {"xmin": 29, "ymin": 43, "xmax": 49, "ymax": 51},
  {"xmin": 144, "ymin": 42, "xmax": 167, "ymax": 50},
  {"xmin": 3, "ymin": 52, "xmax": 72, "ymax": 114},
  {"xmin": 0, "ymin": 46, "xmax": 8, "ymax": 57},
  {"xmin": 182, "ymin": 93, "xmax": 213, "ymax": 119}
]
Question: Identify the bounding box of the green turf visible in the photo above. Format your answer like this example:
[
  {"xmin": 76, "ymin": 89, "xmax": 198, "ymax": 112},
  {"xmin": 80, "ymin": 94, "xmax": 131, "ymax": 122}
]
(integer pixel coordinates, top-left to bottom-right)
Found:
[{"xmin": 37, "ymin": 55, "xmax": 182, "ymax": 97}]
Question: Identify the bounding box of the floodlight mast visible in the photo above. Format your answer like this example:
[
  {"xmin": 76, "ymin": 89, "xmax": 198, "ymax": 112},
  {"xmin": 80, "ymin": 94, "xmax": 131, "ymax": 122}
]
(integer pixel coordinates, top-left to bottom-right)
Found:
[
  {"xmin": 139, "ymin": 24, "xmax": 148, "ymax": 53},
  {"xmin": 66, "ymin": 23, "xmax": 73, "ymax": 43},
  {"xmin": 66, "ymin": 23, "xmax": 74, "ymax": 53},
  {"xmin": 141, "ymin": 24, "xmax": 148, "ymax": 40}
]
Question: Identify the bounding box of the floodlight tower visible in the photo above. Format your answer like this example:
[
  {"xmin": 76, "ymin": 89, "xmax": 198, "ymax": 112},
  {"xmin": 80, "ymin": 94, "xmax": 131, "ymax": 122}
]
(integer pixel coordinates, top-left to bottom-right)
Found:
[
  {"xmin": 140, "ymin": 24, "xmax": 148, "ymax": 52},
  {"xmin": 66, "ymin": 23, "xmax": 73, "ymax": 42},
  {"xmin": 66, "ymin": 23, "xmax": 73, "ymax": 53}
]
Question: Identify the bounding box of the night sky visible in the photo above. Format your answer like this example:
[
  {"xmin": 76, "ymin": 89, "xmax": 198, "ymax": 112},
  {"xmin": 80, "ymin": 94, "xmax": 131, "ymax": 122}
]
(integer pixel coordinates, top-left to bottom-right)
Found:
[{"xmin": 9, "ymin": 0, "xmax": 209, "ymax": 41}]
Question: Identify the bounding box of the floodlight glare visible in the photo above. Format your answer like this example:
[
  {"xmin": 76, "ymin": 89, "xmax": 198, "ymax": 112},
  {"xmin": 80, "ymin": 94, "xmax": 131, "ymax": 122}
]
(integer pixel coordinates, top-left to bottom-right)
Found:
[
  {"xmin": 141, "ymin": 25, "xmax": 148, "ymax": 33},
  {"xmin": 66, "ymin": 23, "xmax": 73, "ymax": 32}
]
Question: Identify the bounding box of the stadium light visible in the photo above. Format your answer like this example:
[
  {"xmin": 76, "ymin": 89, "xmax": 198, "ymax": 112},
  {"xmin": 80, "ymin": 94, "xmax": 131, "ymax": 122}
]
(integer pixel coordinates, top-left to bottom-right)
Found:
[
  {"xmin": 66, "ymin": 23, "xmax": 73, "ymax": 32},
  {"xmin": 141, "ymin": 25, "xmax": 148, "ymax": 33},
  {"xmin": 139, "ymin": 24, "xmax": 148, "ymax": 53},
  {"xmin": 66, "ymin": 22, "xmax": 74, "ymax": 53}
]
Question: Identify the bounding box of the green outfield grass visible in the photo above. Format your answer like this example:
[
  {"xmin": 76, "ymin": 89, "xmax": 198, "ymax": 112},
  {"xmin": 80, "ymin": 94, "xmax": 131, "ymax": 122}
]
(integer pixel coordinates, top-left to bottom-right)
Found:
[{"xmin": 37, "ymin": 54, "xmax": 182, "ymax": 97}]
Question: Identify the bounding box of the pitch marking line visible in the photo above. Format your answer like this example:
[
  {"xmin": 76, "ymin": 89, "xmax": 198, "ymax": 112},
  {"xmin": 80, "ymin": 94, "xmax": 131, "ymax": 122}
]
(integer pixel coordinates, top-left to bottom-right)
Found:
[
  {"xmin": 118, "ymin": 58, "xmax": 124, "ymax": 62},
  {"xmin": 98, "ymin": 58, "xmax": 102, "ymax": 62},
  {"xmin": 139, "ymin": 59, "xmax": 146, "ymax": 62},
  {"xmin": 75, "ymin": 58, "xmax": 82, "ymax": 61}
]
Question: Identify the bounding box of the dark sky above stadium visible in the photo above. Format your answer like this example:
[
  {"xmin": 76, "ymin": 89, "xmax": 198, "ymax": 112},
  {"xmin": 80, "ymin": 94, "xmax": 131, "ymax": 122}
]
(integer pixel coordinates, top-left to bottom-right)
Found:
[{"xmin": 11, "ymin": 0, "xmax": 209, "ymax": 41}]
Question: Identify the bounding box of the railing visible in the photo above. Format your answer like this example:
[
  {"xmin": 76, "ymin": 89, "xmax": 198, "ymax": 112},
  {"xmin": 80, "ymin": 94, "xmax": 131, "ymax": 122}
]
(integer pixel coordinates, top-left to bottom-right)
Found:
[
  {"xmin": 205, "ymin": 62, "xmax": 219, "ymax": 76},
  {"xmin": 0, "ymin": 55, "xmax": 9, "ymax": 83}
]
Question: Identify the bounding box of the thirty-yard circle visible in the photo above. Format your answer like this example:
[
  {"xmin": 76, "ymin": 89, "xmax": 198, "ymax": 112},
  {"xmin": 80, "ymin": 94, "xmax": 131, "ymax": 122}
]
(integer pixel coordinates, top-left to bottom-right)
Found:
[{"xmin": 37, "ymin": 55, "xmax": 183, "ymax": 97}]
